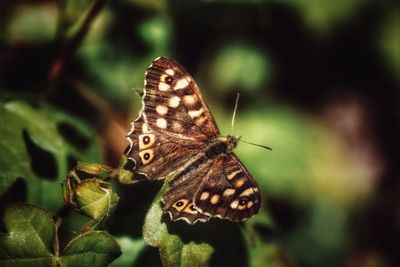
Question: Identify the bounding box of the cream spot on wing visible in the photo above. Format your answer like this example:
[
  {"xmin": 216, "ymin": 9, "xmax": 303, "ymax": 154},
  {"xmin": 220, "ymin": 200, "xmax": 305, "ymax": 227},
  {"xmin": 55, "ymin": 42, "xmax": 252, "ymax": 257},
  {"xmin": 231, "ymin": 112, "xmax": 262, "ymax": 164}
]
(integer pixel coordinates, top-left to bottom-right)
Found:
[
  {"xmin": 158, "ymin": 82, "xmax": 170, "ymax": 91},
  {"xmin": 172, "ymin": 121, "xmax": 183, "ymax": 132},
  {"xmin": 139, "ymin": 149, "xmax": 154, "ymax": 165},
  {"xmin": 210, "ymin": 194, "xmax": 220, "ymax": 204},
  {"xmin": 142, "ymin": 123, "xmax": 151, "ymax": 133},
  {"xmin": 239, "ymin": 188, "xmax": 255, "ymax": 197},
  {"xmin": 172, "ymin": 199, "xmax": 188, "ymax": 212},
  {"xmin": 156, "ymin": 105, "xmax": 168, "ymax": 115},
  {"xmin": 195, "ymin": 117, "xmax": 207, "ymax": 126},
  {"xmin": 188, "ymin": 108, "xmax": 204, "ymax": 118},
  {"xmin": 234, "ymin": 178, "xmax": 245, "ymax": 188},
  {"xmin": 238, "ymin": 204, "xmax": 247, "ymax": 210},
  {"xmin": 156, "ymin": 118, "xmax": 167, "ymax": 129},
  {"xmin": 174, "ymin": 77, "xmax": 190, "ymax": 90},
  {"xmin": 183, "ymin": 95, "xmax": 197, "ymax": 106},
  {"xmin": 200, "ymin": 192, "xmax": 210, "ymax": 200},
  {"xmin": 230, "ymin": 200, "xmax": 239, "ymax": 209},
  {"xmin": 168, "ymin": 96, "xmax": 181, "ymax": 108},
  {"xmin": 247, "ymin": 201, "xmax": 254, "ymax": 208},
  {"xmin": 165, "ymin": 69, "xmax": 175, "ymax": 75},
  {"xmin": 223, "ymin": 188, "xmax": 236, "ymax": 197},
  {"xmin": 227, "ymin": 170, "xmax": 241, "ymax": 180},
  {"xmin": 183, "ymin": 203, "xmax": 198, "ymax": 214},
  {"xmin": 160, "ymin": 74, "xmax": 168, "ymax": 82},
  {"xmin": 139, "ymin": 134, "xmax": 155, "ymax": 150}
]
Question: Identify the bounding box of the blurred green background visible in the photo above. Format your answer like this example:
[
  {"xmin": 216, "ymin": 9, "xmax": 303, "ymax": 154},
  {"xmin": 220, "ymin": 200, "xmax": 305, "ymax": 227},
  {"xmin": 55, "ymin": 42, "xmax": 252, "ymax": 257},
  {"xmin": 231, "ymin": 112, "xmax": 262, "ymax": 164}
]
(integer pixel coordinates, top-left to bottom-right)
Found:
[{"xmin": 0, "ymin": 0, "xmax": 399, "ymax": 266}]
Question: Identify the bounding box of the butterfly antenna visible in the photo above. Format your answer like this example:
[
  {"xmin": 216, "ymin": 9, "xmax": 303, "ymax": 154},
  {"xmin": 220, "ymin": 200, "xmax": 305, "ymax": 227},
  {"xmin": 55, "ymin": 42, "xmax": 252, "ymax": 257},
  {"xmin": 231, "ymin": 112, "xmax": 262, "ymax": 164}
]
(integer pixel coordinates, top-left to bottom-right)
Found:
[
  {"xmin": 231, "ymin": 92, "xmax": 240, "ymax": 132},
  {"xmin": 240, "ymin": 140, "xmax": 272, "ymax": 151}
]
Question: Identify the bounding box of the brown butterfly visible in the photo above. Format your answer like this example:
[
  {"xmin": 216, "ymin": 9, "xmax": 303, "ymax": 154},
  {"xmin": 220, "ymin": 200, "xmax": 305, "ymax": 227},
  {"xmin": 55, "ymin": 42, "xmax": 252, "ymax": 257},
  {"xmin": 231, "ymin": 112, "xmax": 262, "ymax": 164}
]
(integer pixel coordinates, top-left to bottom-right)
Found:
[{"xmin": 125, "ymin": 57, "xmax": 261, "ymax": 224}]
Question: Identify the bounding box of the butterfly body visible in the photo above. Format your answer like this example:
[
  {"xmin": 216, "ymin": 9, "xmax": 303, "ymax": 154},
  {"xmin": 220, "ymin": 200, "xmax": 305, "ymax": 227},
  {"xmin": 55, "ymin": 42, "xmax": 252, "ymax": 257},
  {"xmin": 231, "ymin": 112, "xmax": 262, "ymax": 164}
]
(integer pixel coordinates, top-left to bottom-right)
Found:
[{"xmin": 126, "ymin": 57, "xmax": 262, "ymax": 224}]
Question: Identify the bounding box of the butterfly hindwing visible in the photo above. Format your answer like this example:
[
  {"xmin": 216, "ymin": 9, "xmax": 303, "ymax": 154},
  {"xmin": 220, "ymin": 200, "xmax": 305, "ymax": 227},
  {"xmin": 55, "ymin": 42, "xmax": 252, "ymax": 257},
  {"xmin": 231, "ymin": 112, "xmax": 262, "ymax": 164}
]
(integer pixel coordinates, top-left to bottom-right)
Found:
[
  {"xmin": 161, "ymin": 159, "xmax": 212, "ymax": 224},
  {"xmin": 162, "ymin": 153, "xmax": 261, "ymax": 223},
  {"xmin": 193, "ymin": 154, "xmax": 261, "ymax": 222}
]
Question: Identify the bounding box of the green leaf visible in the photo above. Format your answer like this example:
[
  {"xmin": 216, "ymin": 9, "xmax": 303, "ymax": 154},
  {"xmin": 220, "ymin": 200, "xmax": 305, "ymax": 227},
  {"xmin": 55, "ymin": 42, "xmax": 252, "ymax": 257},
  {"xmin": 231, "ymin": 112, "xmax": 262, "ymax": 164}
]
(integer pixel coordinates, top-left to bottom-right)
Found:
[
  {"xmin": 143, "ymin": 182, "xmax": 214, "ymax": 267},
  {"xmin": 158, "ymin": 230, "xmax": 213, "ymax": 267},
  {"xmin": 0, "ymin": 101, "xmax": 102, "ymax": 211},
  {"xmin": 60, "ymin": 231, "xmax": 121, "ymax": 267},
  {"xmin": 142, "ymin": 184, "xmax": 169, "ymax": 247},
  {"xmin": 0, "ymin": 104, "xmax": 30, "ymax": 196},
  {"xmin": 180, "ymin": 242, "xmax": 213, "ymax": 267},
  {"xmin": 159, "ymin": 235, "xmax": 183, "ymax": 266},
  {"xmin": 109, "ymin": 237, "xmax": 146, "ymax": 267},
  {"xmin": 62, "ymin": 173, "xmax": 119, "ymax": 232},
  {"xmin": 4, "ymin": 102, "xmax": 64, "ymax": 155},
  {"xmin": 74, "ymin": 179, "xmax": 119, "ymax": 220},
  {"xmin": 0, "ymin": 203, "xmax": 121, "ymax": 267},
  {"xmin": 0, "ymin": 203, "xmax": 56, "ymax": 267}
]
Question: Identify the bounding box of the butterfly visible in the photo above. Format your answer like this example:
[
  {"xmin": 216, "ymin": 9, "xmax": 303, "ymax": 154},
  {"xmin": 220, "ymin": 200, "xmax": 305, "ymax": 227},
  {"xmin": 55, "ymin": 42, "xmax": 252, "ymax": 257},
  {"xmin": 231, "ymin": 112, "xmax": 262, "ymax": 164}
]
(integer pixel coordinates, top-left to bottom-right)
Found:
[{"xmin": 125, "ymin": 57, "xmax": 261, "ymax": 224}]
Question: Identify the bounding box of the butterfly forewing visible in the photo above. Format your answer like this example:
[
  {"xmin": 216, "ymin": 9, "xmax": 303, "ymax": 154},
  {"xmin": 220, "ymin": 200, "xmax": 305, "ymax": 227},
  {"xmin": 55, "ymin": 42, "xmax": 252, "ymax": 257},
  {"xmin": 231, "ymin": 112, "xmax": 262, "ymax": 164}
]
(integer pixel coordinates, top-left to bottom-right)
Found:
[
  {"xmin": 144, "ymin": 57, "xmax": 220, "ymax": 138},
  {"xmin": 126, "ymin": 57, "xmax": 218, "ymax": 180}
]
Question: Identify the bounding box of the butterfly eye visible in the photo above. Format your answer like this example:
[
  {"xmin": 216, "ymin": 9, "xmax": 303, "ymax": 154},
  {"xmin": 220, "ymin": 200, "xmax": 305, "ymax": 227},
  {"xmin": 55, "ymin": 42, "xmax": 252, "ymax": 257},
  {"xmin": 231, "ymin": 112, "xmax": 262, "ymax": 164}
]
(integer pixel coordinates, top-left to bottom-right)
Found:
[
  {"xmin": 165, "ymin": 76, "xmax": 173, "ymax": 85},
  {"xmin": 175, "ymin": 201, "xmax": 184, "ymax": 207}
]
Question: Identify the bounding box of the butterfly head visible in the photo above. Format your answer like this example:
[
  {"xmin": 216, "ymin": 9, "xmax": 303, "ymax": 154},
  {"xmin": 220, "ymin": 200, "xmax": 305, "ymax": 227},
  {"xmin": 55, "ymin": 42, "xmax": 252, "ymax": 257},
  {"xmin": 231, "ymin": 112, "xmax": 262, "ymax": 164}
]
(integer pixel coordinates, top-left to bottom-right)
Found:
[{"xmin": 225, "ymin": 135, "xmax": 241, "ymax": 153}]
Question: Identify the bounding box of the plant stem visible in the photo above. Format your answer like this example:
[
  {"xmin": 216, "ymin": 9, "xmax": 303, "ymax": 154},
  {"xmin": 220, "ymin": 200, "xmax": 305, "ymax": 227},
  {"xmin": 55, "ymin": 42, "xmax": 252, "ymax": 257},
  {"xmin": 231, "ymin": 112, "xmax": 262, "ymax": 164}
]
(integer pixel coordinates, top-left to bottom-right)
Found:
[{"xmin": 44, "ymin": 0, "xmax": 109, "ymax": 97}]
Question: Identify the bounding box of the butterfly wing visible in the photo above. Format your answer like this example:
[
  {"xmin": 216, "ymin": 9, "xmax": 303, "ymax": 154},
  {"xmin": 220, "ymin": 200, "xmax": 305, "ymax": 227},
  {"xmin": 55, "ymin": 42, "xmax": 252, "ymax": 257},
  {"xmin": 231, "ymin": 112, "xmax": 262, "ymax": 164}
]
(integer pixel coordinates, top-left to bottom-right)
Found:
[
  {"xmin": 126, "ymin": 57, "xmax": 220, "ymax": 180},
  {"xmin": 125, "ymin": 116, "xmax": 207, "ymax": 180},
  {"xmin": 161, "ymin": 160, "xmax": 212, "ymax": 224},
  {"xmin": 193, "ymin": 154, "xmax": 261, "ymax": 222},
  {"xmin": 162, "ymin": 153, "xmax": 261, "ymax": 223},
  {"xmin": 143, "ymin": 57, "xmax": 220, "ymax": 138}
]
